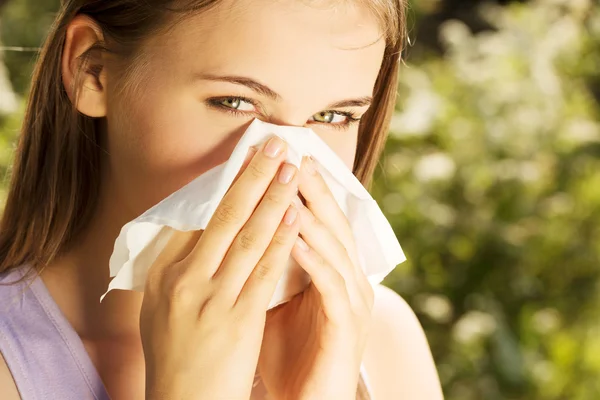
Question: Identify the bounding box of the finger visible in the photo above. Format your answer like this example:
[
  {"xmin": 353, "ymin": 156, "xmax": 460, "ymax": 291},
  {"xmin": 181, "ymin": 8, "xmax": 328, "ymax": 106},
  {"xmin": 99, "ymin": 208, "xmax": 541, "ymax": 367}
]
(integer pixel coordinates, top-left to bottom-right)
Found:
[
  {"xmin": 156, "ymin": 229, "xmax": 203, "ymax": 264},
  {"xmin": 294, "ymin": 202, "xmax": 368, "ymax": 309},
  {"xmin": 294, "ymin": 201, "xmax": 355, "ymax": 282},
  {"xmin": 299, "ymin": 156, "xmax": 360, "ymax": 269},
  {"xmin": 148, "ymin": 147, "xmax": 257, "ymax": 287},
  {"xmin": 214, "ymin": 162, "xmax": 299, "ymax": 299},
  {"xmin": 236, "ymin": 204, "xmax": 300, "ymax": 310},
  {"xmin": 145, "ymin": 228, "xmax": 203, "ymax": 291},
  {"xmin": 299, "ymin": 156, "xmax": 370, "ymax": 303},
  {"xmin": 226, "ymin": 146, "xmax": 258, "ymax": 195},
  {"xmin": 189, "ymin": 136, "xmax": 288, "ymax": 275},
  {"xmin": 291, "ymin": 237, "xmax": 351, "ymax": 320}
]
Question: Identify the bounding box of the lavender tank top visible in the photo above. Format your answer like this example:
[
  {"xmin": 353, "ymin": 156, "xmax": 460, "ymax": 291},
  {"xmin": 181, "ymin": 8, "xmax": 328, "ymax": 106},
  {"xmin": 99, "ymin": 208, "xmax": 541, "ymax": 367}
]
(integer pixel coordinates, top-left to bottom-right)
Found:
[
  {"xmin": 0, "ymin": 267, "xmax": 111, "ymax": 400},
  {"xmin": 0, "ymin": 266, "xmax": 375, "ymax": 400}
]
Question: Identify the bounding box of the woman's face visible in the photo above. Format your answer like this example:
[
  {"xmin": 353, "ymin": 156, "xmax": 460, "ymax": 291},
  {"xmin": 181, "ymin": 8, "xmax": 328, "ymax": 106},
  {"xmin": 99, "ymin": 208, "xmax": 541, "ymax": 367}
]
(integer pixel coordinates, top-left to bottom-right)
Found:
[{"xmin": 104, "ymin": 0, "xmax": 385, "ymax": 217}]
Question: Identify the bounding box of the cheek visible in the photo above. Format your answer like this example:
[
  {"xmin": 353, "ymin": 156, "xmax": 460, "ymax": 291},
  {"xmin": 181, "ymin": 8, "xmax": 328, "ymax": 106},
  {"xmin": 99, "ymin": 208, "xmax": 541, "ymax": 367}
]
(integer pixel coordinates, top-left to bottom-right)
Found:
[
  {"xmin": 105, "ymin": 87, "xmax": 249, "ymax": 215},
  {"xmin": 318, "ymin": 131, "xmax": 359, "ymax": 172}
]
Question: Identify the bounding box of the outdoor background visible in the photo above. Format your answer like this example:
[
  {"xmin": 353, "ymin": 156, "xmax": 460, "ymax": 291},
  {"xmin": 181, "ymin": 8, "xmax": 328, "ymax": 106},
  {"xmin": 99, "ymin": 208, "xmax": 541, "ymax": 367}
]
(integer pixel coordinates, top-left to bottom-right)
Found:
[{"xmin": 0, "ymin": 0, "xmax": 598, "ymax": 399}]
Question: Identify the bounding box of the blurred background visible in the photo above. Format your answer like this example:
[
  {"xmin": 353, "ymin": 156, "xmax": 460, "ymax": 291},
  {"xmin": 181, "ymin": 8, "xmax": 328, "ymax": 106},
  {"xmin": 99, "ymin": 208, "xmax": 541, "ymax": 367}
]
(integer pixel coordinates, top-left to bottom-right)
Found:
[{"xmin": 0, "ymin": 0, "xmax": 598, "ymax": 399}]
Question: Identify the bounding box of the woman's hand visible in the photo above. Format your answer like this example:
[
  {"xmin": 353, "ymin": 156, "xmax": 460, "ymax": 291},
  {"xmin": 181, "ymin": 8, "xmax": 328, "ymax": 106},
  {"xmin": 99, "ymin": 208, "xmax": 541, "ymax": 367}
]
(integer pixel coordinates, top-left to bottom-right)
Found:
[
  {"xmin": 258, "ymin": 156, "xmax": 375, "ymax": 400},
  {"xmin": 139, "ymin": 137, "xmax": 301, "ymax": 400}
]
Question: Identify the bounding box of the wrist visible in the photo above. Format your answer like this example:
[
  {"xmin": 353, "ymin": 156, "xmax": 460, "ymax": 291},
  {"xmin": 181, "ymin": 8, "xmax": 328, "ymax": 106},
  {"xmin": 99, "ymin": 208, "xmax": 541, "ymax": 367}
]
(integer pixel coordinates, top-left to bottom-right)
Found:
[
  {"xmin": 294, "ymin": 370, "xmax": 360, "ymax": 400},
  {"xmin": 145, "ymin": 375, "xmax": 186, "ymax": 400},
  {"xmin": 296, "ymin": 386, "xmax": 357, "ymax": 400}
]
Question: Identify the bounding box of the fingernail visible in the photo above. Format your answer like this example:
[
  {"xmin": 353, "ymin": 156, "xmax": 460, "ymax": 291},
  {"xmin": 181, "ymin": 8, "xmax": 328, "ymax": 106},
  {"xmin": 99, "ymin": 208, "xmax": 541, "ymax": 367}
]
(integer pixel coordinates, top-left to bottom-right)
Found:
[
  {"xmin": 284, "ymin": 205, "xmax": 298, "ymax": 226},
  {"xmin": 296, "ymin": 237, "xmax": 309, "ymax": 251},
  {"xmin": 278, "ymin": 163, "xmax": 296, "ymax": 184},
  {"xmin": 304, "ymin": 156, "xmax": 317, "ymax": 175},
  {"xmin": 264, "ymin": 136, "xmax": 285, "ymax": 158}
]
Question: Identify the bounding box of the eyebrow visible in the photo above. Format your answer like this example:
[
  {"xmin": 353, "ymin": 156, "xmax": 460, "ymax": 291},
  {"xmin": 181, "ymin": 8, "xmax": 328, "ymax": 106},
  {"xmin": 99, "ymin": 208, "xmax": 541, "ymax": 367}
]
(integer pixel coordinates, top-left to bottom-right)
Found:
[{"xmin": 196, "ymin": 73, "xmax": 372, "ymax": 109}]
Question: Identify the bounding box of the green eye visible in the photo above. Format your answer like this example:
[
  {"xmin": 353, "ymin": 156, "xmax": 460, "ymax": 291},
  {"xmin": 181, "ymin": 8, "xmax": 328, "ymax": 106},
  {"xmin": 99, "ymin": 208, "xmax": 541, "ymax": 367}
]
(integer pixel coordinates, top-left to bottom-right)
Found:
[
  {"xmin": 313, "ymin": 111, "xmax": 335, "ymax": 123},
  {"xmin": 220, "ymin": 97, "xmax": 255, "ymax": 111},
  {"xmin": 221, "ymin": 98, "xmax": 241, "ymax": 109},
  {"xmin": 312, "ymin": 111, "xmax": 350, "ymax": 124}
]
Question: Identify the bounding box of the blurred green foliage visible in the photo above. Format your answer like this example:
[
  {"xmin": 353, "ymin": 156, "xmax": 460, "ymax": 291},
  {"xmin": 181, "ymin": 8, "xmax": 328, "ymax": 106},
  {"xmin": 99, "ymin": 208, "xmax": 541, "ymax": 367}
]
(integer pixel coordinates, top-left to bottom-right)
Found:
[
  {"xmin": 0, "ymin": 0, "xmax": 59, "ymax": 93},
  {"xmin": 0, "ymin": 0, "xmax": 598, "ymax": 399},
  {"xmin": 374, "ymin": 1, "xmax": 600, "ymax": 399}
]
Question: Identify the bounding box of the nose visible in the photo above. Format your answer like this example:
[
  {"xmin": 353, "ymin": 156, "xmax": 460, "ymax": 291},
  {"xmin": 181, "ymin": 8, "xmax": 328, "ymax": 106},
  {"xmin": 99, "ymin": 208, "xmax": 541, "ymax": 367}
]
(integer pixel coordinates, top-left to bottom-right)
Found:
[{"xmin": 261, "ymin": 110, "xmax": 308, "ymax": 128}]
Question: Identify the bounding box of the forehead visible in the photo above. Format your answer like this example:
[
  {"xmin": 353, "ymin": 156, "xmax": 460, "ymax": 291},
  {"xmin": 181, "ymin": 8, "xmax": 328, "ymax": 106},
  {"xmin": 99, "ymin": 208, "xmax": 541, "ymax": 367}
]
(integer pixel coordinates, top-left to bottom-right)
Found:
[{"xmin": 156, "ymin": 0, "xmax": 385, "ymax": 102}]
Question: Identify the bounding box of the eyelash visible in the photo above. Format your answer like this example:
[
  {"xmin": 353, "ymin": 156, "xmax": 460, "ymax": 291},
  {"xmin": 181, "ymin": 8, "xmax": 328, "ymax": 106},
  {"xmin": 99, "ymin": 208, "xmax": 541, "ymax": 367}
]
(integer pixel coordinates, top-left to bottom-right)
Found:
[{"xmin": 206, "ymin": 96, "xmax": 362, "ymax": 131}]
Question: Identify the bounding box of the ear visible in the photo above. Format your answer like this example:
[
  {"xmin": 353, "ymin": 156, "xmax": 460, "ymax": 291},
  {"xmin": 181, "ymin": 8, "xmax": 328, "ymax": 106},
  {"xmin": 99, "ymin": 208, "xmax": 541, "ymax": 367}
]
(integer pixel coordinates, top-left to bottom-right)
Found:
[{"xmin": 62, "ymin": 15, "xmax": 108, "ymax": 118}]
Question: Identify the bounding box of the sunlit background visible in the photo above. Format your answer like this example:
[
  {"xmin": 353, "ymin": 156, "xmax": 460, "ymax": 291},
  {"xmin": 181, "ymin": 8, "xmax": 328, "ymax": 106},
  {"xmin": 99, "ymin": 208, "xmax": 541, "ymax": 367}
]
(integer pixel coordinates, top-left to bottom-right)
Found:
[{"xmin": 0, "ymin": 0, "xmax": 598, "ymax": 399}]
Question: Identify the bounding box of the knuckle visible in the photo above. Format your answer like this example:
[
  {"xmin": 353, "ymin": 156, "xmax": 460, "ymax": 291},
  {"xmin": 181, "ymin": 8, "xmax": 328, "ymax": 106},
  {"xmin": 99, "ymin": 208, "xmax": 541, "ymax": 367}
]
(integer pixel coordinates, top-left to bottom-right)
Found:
[
  {"xmin": 247, "ymin": 162, "xmax": 267, "ymax": 179},
  {"xmin": 237, "ymin": 229, "xmax": 259, "ymax": 251},
  {"xmin": 313, "ymin": 252, "xmax": 327, "ymax": 267},
  {"xmin": 213, "ymin": 202, "xmax": 240, "ymax": 227},
  {"xmin": 253, "ymin": 261, "xmax": 273, "ymax": 281},
  {"xmin": 146, "ymin": 258, "xmax": 176, "ymax": 295},
  {"xmin": 272, "ymin": 231, "xmax": 289, "ymax": 246},
  {"xmin": 166, "ymin": 278, "xmax": 197, "ymax": 310},
  {"xmin": 153, "ymin": 261, "xmax": 183, "ymax": 294},
  {"xmin": 144, "ymin": 268, "xmax": 162, "ymax": 295},
  {"xmin": 263, "ymin": 191, "xmax": 282, "ymax": 206},
  {"xmin": 330, "ymin": 269, "xmax": 346, "ymax": 289}
]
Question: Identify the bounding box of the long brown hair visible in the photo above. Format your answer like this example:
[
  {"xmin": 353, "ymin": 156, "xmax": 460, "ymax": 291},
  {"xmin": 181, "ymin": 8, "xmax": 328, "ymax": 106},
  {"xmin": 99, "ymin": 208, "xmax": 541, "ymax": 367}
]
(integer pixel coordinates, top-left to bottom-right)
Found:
[{"xmin": 0, "ymin": 0, "xmax": 407, "ymax": 272}]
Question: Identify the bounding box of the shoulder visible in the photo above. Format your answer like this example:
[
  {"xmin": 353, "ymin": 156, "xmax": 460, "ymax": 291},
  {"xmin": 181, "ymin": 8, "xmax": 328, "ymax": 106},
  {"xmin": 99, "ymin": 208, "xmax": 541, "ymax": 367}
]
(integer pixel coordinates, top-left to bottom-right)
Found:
[
  {"xmin": 362, "ymin": 284, "xmax": 444, "ymax": 400},
  {"xmin": 0, "ymin": 266, "xmax": 34, "ymax": 399},
  {"xmin": 0, "ymin": 352, "xmax": 20, "ymax": 400}
]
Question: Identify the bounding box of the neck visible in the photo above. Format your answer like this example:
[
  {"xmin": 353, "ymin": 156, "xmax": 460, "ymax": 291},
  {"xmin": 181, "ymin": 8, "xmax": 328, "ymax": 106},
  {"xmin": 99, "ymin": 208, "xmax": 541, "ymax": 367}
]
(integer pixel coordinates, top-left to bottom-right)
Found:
[{"xmin": 41, "ymin": 173, "xmax": 144, "ymax": 341}]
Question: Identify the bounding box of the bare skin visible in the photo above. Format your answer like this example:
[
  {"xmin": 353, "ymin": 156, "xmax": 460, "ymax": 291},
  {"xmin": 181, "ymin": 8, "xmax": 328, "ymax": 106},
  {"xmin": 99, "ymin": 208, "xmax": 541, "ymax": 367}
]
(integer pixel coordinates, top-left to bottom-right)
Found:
[{"xmin": 0, "ymin": 0, "xmax": 444, "ymax": 399}]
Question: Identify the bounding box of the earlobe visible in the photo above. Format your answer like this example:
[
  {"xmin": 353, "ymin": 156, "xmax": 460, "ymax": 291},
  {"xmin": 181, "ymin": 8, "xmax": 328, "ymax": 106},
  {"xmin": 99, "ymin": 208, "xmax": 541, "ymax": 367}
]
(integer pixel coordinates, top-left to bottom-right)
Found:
[{"xmin": 61, "ymin": 15, "xmax": 108, "ymax": 118}]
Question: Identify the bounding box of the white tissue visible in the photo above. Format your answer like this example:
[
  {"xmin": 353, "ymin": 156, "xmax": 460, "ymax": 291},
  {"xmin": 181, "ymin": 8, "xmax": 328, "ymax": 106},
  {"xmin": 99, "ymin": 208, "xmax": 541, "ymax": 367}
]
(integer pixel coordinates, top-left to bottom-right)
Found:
[{"xmin": 101, "ymin": 119, "xmax": 405, "ymax": 307}]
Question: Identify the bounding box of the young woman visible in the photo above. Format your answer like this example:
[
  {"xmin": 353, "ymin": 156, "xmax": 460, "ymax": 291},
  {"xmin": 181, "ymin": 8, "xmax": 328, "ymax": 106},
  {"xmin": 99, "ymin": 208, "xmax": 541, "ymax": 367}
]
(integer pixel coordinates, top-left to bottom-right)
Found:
[{"xmin": 0, "ymin": 0, "xmax": 443, "ymax": 399}]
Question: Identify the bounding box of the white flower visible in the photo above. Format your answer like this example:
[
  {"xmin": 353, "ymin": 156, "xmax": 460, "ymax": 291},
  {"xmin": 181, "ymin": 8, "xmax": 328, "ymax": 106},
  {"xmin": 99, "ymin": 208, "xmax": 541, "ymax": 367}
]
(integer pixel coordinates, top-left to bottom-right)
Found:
[
  {"xmin": 563, "ymin": 119, "xmax": 600, "ymax": 145},
  {"xmin": 532, "ymin": 308, "xmax": 562, "ymax": 334},
  {"xmin": 416, "ymin": 294, "xmax": 454, "ymax": 323},
  {"xmin": 414, "ymin": 153, "xmax": 456, "ymax": 182},
  {"xmin": 532, "ymin": 360, "xmax": 554, "ymax": 384},
  {"xmin": 453, "ymin": 311, "xmax": 498, "ymax": 344},
  {"xmin": 390, "ymin": 91, "xmax": 442, "ymax": 137}
]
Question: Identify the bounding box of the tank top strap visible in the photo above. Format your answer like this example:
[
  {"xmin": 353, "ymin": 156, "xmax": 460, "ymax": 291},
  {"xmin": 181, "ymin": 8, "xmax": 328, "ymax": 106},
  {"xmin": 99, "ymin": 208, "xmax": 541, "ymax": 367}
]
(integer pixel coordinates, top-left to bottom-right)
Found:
[{"xmin": 0, "ymin": 267, "xmax": 110, "ymax": 400}]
